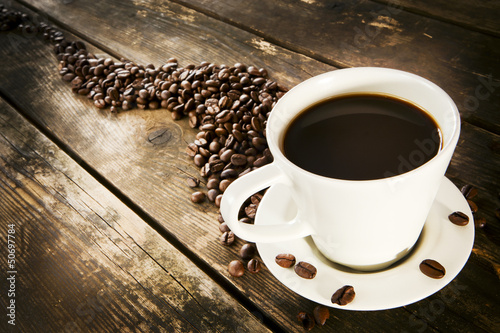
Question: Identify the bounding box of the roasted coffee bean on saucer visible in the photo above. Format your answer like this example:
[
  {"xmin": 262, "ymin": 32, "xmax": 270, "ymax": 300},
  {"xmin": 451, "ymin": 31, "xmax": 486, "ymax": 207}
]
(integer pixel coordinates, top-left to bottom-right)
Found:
[
  {"xmin": 275, "ymin": 253, "xmax": 296, "ymax": 268},
  {"xmin": 294, "ymin": 261, "xmax": 317, "ymax": 279},
  {"xmin": 419, "ymin": 259, "xmax": 446, "ymax": 279},
  {"xmin": 448, "ymin": 211, "xmax": 469, "ymax": 226},
  {"xmin": 331, "ymin": 285, "xmax": 355, "ymax": 305}
]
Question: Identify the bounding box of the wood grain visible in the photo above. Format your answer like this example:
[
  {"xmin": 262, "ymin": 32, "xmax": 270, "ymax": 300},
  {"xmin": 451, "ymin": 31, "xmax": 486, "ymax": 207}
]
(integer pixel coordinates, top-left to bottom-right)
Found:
[
  {"xmin": 18, "ymin": 0, "xmax": 333, "ymax": 90},
  {"xmin": 0, "ymin": 98, "xmax": 270, "ymax": 332},
  {"xmin": 372, "ymin": 0, "xmax": 500, "ymax": 36},
  {"xmin": 1, "ymin": 1, "xmax": 499, "ymax": 332},
  {"xmin": 172, "ymin": 0, "xmax": 500, "ymax": 134}
]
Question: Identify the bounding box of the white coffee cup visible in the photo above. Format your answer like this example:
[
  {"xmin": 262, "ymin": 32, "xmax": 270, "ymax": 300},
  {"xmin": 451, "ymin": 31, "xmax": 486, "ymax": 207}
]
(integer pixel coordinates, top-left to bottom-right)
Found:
[{"xmin": 220, "ymin": 67, "xmax": 460, "ymax": 271}]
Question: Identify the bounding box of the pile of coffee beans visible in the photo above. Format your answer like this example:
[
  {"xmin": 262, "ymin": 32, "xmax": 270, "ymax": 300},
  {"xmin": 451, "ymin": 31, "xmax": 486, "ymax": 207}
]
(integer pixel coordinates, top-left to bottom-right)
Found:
[
  {"xmin": 331, "ymin": 285, "xmax": 356, "ymax": 306},
  {"xmin": 4, "ymin": 3, "xmax": 292, "ymax": 118},
  {"xmin": 54, "ymin": 33, "xmax": 288, "ymax": 123},
  {"xmin": 1, "ymin": 3, "xmax": 283, "ymax": 244}
]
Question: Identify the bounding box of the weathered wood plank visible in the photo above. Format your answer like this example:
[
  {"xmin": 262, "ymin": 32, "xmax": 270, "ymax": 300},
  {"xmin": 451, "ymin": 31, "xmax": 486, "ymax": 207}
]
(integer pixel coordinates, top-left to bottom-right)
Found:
[
  {"xmin": 372, "ymin": 0, "xmax": 500, "ymax": 36},
  {"xmin": 1, "ymin": 1, "xmax": 499, "ymax": 332},
  {"xmin": 0, "ymin": 97, "xmax": 270, "ymax": 332},
  {"xmin": 172, "ymin": 0, "xmax": 500, "ymax": 134},
  {"xmin": 18, "ymin": 0, "xmax": 332, "ymax": 90}
]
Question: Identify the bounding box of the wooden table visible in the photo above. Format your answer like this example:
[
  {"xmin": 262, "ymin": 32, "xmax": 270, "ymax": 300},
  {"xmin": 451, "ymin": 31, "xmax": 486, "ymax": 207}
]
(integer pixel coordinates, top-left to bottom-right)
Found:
[{"xmin": 0, "ymin": 1, "xmax": 499, "ymax": 332}]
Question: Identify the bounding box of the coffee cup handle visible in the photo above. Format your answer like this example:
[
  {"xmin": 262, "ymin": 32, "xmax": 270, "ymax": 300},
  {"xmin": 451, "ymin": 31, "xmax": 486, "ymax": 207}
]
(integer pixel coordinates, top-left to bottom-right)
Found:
[{"xmin": 220, "ymin": 163, "xmax": 313, "ymax": 243}]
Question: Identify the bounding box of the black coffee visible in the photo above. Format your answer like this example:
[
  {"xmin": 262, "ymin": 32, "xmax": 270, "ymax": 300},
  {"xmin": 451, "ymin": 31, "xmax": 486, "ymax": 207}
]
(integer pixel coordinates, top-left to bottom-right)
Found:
[{"xmin": 282, "ymin": 93, "xmax": 442, "ymax": 180}]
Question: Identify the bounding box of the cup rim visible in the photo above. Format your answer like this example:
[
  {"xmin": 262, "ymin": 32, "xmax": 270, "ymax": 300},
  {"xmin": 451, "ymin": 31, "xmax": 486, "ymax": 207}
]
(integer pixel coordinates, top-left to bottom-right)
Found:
[{"xmin": 267, "ymin": 67, "xmax": 461, "ymax": 183}]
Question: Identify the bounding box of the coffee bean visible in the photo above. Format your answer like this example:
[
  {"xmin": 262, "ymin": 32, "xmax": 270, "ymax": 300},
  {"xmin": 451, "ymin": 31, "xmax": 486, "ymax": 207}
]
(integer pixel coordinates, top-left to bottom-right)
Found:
[
  {"xmin": 296, "ymin": 311, "xmax": 315, "ymax": 331},
  {"xmin": 448, "ymin": 211, "xmax": 469, "ymax": 226},
  {"xmin": 419, "ymin": 259, "xmax": 446, "ymax": 279},
  {"xmin": 220, "ymin": 149, "xmax": 235, "ymax": 163},
  {"xmin": 206, "ymin": 178, "xmax": 220, "ymax": 190},
  {"xmin": 193, "ymin": 154, "xmax": 205, "ymax": 167},
  {"xmin": 228, "ymin": 260, "xmax": 244, "ymax": 277},
  {"xmin": 275, "ymin": 254, "xmax": 296, "ymax": 268},
  {"xmin": 220, "ymin": 231, "xmax": 235, "ymax": 246},
  {"xmin": 460, "ymin": 184, "xmax": 478, "ymax": 199},
  {"xmin": 250, "ymin": 193, "xmax": 263, "ymax": 205},
  {"xmin": 331, "ymin": 285, "xmax": 355, "ymax": 305},
  {"xmin": 232, "ymin": 129, "xmax": 244, "ymax": 142},
  {"xmin": 253, "ymin": 77, "xmax": 266, "ymax": 86},
  {"xmin": 244, "ymin": 204, "xmax": 257, "ymax": 219},
  {"xmin": 71, "ymin": 77, "xmax": 84, "ymax": 90},
  {"xmin": 215, "ymin": 194, "xmax": 223, "ymax": 208},
  {"xmin": 94, "ymin": 64, "xmax": 104, "ymax": 76},
  {"xmin": 199, "ymin": 147, "xmax": 211, "ymax": 158},
  {"xmin": 251, "ymin": 117, "xmax": 263, "ymax": 131},
  {"xmin": 107, "ymin": 87, "xmax": 119, "ymax": 101},
  {"xmin": 208, "ymin": 140, "xmax": 221, "ymax": 154},
  {"xmin": 148, "ymin": 101, "xmax": 160, "ymax": 110},
  {"xmin": 200, "ymin": 163, "xmax": 211, "ymax": 178},
  {"xmin": 219, "ymin": 222, "xmax": 230, "ymax": 233},
  {"xmin": 93, "ymin": 92, "xmax": 104, "ymax": 101},
  {"xmin": 230, "ymin": 153, "xmax": 247, "ymax": 166},
  {"xmin": 94, "ymin": 99, "xmax": 106, "ymax": 109},
  {"xmin": 195, "ymin": 137, "xmax": 208, "ymax": 147},
  {"xmin": 239, "ymin": 217, "xmax": 253, "ymax": 224},
  {"xmin": 187, "ymin": 115, "xmax": 198, "ymax": 128},
  {"xmin": 219, "ymin": 179, "xmax": 232, "ymax": 192},
  {"xmin": 220, "ymin": 168, "xmax": 238, "ymax": 179},
  {"xmin": 207, "ymin": 188, "xmax": 219, "ymax": 202},
  {"xmin": 313, "ymin": 305, "xmax": 330, "ymax": 326},
  {"xmin": 294, "ymin": 261, "xmax": 317, "ymax": 279},
  {"xmin": 209, "ymin": 160, "xmax": 225, "ymax": 173},
  {"xmin": 467, "ymin": 199, "xmax": 478, "ymax": 213},
  {"xmin": 247, "ymin": 66, "xmax": 261, "ymax": 76},
  {"xmin": 186, "ymin": 177, "xmax": 200, "ymax": 188},
  {"xmin": 253, "ymin": 156, "xmax": 269, "ymax": 168},
  {"xmin": 247, "ymin": 259, "xmax": 261, "ymax": 274},
  {"xmin": 191, "ymin": 191, "xmax": 206, "ymax": 203},
  {"xmin": 239, "ymin": 243, "xmax": 256, "ymax": 260}
]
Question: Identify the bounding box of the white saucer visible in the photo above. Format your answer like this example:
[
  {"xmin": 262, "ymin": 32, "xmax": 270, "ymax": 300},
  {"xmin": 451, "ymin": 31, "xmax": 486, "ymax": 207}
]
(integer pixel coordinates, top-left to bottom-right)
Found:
[{"xmin": 255, "ymin": 177, "xmax": 474, "ymax": 311}]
